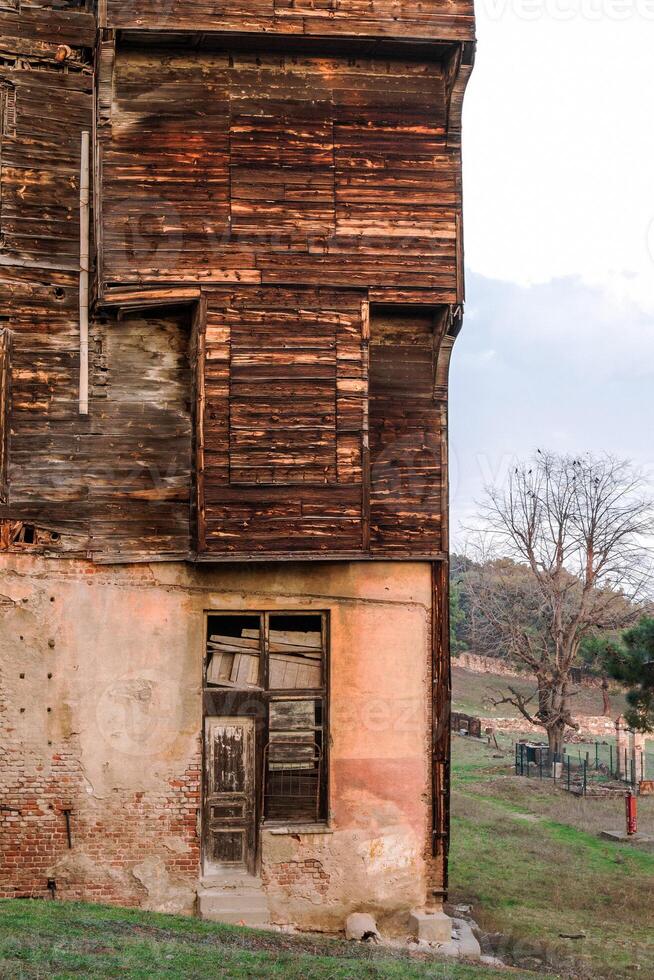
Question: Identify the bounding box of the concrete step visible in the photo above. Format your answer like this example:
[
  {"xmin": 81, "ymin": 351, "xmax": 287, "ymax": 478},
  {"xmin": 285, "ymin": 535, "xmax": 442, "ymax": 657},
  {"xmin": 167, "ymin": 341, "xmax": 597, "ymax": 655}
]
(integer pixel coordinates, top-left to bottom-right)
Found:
[
  {"xmin": 201, "ymin": 872, "xmax": 263, "ymax": 891},
  {"xmin": 199, "ymin": 893, "xmax": 269, "ymax": 914},
  {"xmin": 198, "ymin": 873, "xmax": 271, "ymax": 928}
]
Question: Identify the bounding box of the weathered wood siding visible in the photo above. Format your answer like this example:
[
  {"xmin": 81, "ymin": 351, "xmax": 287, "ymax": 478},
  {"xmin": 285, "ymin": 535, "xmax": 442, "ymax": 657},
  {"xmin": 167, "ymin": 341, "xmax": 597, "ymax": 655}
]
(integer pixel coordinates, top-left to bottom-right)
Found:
[
  {"xmin": 200, "ymin": 287, "xmax": 365, "ymax": 555},
  {"xmin": 99, "ymin": 47, "xmax": 460, "ymax": 304},
  {"xmin": 104, "ymin": 0, "xmax": 475, "ymax": 43},
  {"xmin": 0, "ymin": 29, "xmax": 94, "ymax": 553},
  {"xmin": 0, "ymin": 2, "xmax": 95, "ymax": 51},
  {"xmin": 0, "ymin": 14, "xmax": 194, "ymax": 559},
  {"xmin": 369, "ymin": 308, "xmax": 445, "ymax": 554},
  {"xmin": 1, "ymin": 5, "xmax": 474, "ymax": 563},
  {"xmin": 0, "ymin": 65, "xmax": 91, "ymax": 272}
]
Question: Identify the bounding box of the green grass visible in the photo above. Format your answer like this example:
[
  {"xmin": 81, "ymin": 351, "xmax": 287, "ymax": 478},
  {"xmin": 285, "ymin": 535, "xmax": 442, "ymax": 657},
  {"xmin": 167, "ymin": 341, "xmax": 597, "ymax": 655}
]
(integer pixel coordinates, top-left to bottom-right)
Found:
[
  {"xmin": 0, "ymin": 900, "xmax": 534, "ymax": 980},
  {"xmin": 1, "ymin": 720, "xmax": 651, "ymax": 980},
  {"xmin": 449, "ymin": 737, "xmax": 654, "ymax": 980}
]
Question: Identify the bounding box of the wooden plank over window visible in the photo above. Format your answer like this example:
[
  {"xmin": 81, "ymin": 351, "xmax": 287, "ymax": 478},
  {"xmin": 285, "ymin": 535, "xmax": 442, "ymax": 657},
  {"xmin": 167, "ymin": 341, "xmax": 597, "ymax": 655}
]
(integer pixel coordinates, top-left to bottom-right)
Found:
[
  {"xmin": 0, "ymin": 66, "xmax": 93, "ymax": 272},
  {"xmin": 100, "ymin": 49, "xmax": 460, "ymax": 302},
  {"xmin": 204, "ymin": 611, "xmax": 329, "ymax": 826},
  {"xmin": 201, "ymin": 286, "xmax": 365, "ymax": 556},
  {"xmin": 369, "ymin": 307, "xmax": 446, "ymax": 554}
]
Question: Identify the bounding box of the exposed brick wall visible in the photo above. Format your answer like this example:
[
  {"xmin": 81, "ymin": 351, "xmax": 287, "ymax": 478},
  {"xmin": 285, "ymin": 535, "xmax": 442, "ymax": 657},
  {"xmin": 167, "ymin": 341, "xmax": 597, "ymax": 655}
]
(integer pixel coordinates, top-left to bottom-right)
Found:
[
  {"xmin": 0, "ymin": 729, "xmax": 201, "ymax": 905},
  {"xmin": 262, "ymin": 858, "xmax": 330, "ymax": 897}
]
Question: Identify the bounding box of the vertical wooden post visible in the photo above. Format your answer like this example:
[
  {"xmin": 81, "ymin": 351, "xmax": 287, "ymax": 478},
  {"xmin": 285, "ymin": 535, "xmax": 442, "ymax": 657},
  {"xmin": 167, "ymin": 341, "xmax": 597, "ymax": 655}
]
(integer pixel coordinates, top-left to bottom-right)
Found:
[
  {"xmin": 0, "ymin": 328, "xmax": 10, "ymax": 503},
  {"xmin": 193, "ymin": 294, "xmax": 208, "ymax": 554},
  {"xmin": 79, "ymin": 131, "xmax": 90, "ymax": 416},
  {"xmin": 431, "ymin": 560, "xmax": 451, "ymax": 901},
  {"xmin": 361, "ymin": 299, "xmax": 371, "ymax": 553}
]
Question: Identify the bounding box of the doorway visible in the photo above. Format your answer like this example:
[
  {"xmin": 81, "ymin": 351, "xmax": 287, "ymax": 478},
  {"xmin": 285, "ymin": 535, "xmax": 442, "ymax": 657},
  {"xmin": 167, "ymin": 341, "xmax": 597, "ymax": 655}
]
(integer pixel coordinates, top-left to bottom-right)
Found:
[
  {"xmin": 203, "ymin": 717, "xmax": 256, "ymax": 875},
  {"xmin": 202, "ymin": 611, "xmax": 329, "ymax": 878}
]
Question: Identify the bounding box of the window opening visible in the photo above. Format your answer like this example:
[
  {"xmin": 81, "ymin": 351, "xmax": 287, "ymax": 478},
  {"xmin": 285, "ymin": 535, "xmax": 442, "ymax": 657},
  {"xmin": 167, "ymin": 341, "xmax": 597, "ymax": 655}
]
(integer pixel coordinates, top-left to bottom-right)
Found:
[{"xmin": 205, "ymin": 611, "xmax": 328, "ymax": 824}]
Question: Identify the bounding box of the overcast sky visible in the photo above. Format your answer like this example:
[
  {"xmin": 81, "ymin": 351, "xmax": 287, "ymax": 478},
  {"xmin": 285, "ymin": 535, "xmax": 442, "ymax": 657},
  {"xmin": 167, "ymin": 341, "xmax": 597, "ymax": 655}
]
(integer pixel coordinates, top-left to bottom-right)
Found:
[{"xmin": 450, "ymin": 6, "xmax": 654, "ymax": 538}]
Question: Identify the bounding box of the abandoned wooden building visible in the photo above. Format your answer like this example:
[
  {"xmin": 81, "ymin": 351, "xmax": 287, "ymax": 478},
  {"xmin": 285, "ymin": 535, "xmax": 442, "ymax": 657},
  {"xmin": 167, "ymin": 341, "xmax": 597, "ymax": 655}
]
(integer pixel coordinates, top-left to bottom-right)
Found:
[{"xmin": 0, "ymin": 1, "xmax": 475, "ymax": 932}]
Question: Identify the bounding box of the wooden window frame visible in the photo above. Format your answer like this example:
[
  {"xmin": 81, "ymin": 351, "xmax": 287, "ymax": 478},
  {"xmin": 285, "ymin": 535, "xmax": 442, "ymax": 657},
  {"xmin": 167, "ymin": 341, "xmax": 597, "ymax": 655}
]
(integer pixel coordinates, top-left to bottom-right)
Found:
[{"xmin": 204, "ymin": 610, "xmax": 330, "ymax": 826}]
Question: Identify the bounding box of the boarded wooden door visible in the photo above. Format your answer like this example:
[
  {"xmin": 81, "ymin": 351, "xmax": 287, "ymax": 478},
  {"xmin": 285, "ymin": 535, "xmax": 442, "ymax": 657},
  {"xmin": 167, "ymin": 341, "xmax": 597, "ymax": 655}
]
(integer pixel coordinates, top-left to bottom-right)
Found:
[{"xmin": 204, "ymin": 717, "xmax": 256, "ymax": 873}]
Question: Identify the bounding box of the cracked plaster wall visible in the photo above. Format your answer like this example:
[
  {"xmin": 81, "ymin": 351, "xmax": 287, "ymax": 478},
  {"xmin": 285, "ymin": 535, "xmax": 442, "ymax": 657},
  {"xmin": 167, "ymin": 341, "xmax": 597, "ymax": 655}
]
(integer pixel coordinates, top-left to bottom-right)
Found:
[{"xmin": 0, "ymin": 554, "xmax": 436, "ymax": 927}]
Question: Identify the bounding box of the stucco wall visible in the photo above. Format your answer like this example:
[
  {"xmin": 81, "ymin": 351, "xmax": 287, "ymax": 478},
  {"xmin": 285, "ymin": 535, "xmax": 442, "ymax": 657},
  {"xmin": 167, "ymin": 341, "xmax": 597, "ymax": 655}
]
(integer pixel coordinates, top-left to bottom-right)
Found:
[{"xmin": 0, "ymin": 555, "xmax": 436, "ymax": 929}]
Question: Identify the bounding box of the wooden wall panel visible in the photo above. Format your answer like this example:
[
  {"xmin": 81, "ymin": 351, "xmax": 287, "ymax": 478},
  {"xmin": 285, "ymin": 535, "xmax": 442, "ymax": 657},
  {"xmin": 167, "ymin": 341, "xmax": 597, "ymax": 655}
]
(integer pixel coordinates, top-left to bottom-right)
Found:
[
  {"xmin": 85, "ymin": 310, "xmax": 194, "ymax": 559},
  {"xmin": 102, "ymin": 54, "xmax": 232, "ymax": 284},
  {"xmin": 1, "ymin": 9, "xmax": 472, "ymax": 563},
  {"xmin": 369, "ymin": 308, "xmax": 444, "ymax": 555},
  {"xmin": 0, "ymin": 327, "xmax": 9, "ymax": 502},
  {"xmin": 0, "ymin": 40, "xmax": 194, "ymax": 561},
  {"xmin": 104, "ymin": 0, "xmax": 475, "ymax": 42},
  {"xmin": 100, "ymin": 49, "xmax": 460, "ymax": 303},
  {"xmin": 0, "ymin": 2, "xmax": 95, "ymax": 51},
  {"xmin": 0, "ymin": 66, "xmax": 92, "ymax": 273},
  {"xmin": 1, "ymin": 298, "xmax": 194, "ymax": 558},
  {"xmin": 201, "ymin": 287, "xmax": 365, "ymax": 556}
]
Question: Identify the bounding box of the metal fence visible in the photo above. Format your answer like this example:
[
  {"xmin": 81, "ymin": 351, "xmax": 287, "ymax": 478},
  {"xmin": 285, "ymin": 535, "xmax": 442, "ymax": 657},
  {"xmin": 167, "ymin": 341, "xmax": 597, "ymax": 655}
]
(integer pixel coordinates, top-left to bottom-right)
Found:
[{"xmin": 514, "ymin": 740, "xmax": 654, "ymax": 797}]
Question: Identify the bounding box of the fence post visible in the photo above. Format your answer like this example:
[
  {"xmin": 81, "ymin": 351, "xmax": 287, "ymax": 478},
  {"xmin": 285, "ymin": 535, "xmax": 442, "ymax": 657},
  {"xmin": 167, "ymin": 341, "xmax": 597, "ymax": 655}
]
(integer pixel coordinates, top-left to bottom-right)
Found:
[
  {"xmin": 539, "ymin": 751, "xmax": 543, "ymax": 780},
  {"xmin": 567, "ymin": 755, "xmax": 571, "ymax": 793},
  {"xmin": 515, "ymin": 742, "xmax": 518, "ymax": 776},
  {"xmin": 610, "ymin": 744, "xmax": 613, "ymax": 778},
  {"xmin": 583, "ymin": 759, "xmax": 588, "ymax": 797},
  {"xmin": 595, "ymin": 743, "xmax": 599, "ymax": 770}
]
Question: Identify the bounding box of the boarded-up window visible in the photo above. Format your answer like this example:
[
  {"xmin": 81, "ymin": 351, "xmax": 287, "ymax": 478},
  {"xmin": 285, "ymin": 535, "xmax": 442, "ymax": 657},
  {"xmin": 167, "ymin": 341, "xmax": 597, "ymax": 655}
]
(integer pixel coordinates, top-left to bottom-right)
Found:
[
  {"xmin": 268, "ymin": 615, "xmax": 324, "ymax": 690},
  {"xmin": 205, "ymin": 611, "xmax": 328, "ymax": 823},
  {"xmin": 369, "ymin": 307, "xmax": 444, "ymax": 553},
  {"xmin": 206, "ymin": 615, "xmax": 262, "ymax": 690},
  {"xmin": 0, "ymin": 329, "xmax": 9, "ymax": 502},
  {"xmin": 201, "ymin": 287, "xmax": 365, "ymax": 554},
  {"xmin": 230, "ymin": 91, "xmax": 335, "ymax": 236}
]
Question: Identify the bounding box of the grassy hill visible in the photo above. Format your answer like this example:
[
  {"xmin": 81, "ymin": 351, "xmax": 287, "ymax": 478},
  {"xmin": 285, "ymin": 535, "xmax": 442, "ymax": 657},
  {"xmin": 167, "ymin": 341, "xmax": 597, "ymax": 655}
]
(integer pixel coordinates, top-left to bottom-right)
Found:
[
  {"xmin": 452, "ymin": 664, "xmax": 628, "ymax": 722},
  {"xmin": 449, "ymin": 736, "xmax": 654, "ymax": 979},
  {"xmin": 0, "ymin": 899, "xmax": 534, "ymax": 979}
]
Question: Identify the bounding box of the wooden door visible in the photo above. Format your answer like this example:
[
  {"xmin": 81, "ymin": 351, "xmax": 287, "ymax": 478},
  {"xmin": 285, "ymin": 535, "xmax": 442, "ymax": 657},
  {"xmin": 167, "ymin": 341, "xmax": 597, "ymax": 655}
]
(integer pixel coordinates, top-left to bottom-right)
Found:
[{"xmin": 204, "ymin": 717, "xmax": 256, "ymax": 873}]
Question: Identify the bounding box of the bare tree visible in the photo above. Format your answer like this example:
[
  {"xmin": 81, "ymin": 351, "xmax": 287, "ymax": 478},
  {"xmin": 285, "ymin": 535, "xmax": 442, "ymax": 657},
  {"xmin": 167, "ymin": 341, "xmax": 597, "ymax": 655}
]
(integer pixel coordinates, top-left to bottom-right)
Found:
[{"xmin": 464, "ymin": 452, "xmax": 653, "ymax": 760}]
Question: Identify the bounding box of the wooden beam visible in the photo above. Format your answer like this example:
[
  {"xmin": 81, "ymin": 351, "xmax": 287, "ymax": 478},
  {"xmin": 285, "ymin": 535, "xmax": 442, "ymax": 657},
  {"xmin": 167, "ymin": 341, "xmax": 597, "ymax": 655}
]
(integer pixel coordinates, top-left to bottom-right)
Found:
[{"xmin": 79, "ymin": 130, "xmax": 90, "ymax": 416}]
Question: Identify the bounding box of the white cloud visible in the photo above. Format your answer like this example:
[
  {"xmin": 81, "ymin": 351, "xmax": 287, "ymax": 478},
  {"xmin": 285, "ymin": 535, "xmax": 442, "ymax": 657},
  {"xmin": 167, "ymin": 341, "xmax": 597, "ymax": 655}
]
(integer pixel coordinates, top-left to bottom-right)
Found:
[{"xmin": 462, "ymin": 10, "xmax": 654, "ymax": 310}]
